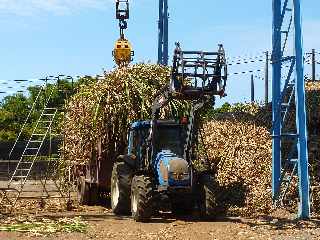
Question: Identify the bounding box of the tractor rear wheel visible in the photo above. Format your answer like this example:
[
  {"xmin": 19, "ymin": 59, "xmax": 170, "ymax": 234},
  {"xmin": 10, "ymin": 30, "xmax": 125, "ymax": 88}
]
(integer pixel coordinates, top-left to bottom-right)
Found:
[
  {"xmin": 111, "ymin": 162, "xmax": 132, "ymax": 215},
  {"xmin": 131, "ymin": 175, "xmax": 154, "ymax": 222},
  {"xmin": 199, "ymin": 173, "xmax": 218, "ymax": 217}
]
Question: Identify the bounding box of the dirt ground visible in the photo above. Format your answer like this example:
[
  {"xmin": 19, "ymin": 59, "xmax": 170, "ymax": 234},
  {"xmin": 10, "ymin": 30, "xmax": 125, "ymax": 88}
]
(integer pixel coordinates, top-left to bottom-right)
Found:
[
  {"xmin": 1, "ymin": 205, "xmax": 320, "ymax": 240},
  {"xmin": 1, "ymin": 181, "xmax": 320, "ymax": 239}
]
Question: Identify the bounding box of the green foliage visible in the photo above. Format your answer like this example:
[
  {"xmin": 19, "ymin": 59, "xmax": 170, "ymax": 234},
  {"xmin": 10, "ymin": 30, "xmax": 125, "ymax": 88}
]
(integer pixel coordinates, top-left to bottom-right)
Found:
[
  {"xmin": 202, "ymin": 102, "xmax": 262, "ymax": 121},
  {"xmin": 202, "ymin": 102, "xmax": 231, "ymax": 120},
  {"xmin": 0, "ymin": 217, "xmax": 87, "ymax": 235},
  {"xmin": 0, "ymin": 78, "xmax": 77, "ymax": 141}
]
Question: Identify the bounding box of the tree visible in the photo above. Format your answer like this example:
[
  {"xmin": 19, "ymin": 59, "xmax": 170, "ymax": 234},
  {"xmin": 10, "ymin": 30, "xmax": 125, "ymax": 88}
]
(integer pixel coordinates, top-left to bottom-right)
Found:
[{"xmin": 0, "ymin": 78, "xmax": 79, "ymax": 141}]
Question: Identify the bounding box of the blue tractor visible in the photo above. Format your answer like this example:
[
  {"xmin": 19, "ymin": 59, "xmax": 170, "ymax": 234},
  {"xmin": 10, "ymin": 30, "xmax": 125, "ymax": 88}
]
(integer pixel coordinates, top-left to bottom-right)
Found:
[{"xmin": 111, "ymin": 43, "xmax": 228, "ymax": 221}]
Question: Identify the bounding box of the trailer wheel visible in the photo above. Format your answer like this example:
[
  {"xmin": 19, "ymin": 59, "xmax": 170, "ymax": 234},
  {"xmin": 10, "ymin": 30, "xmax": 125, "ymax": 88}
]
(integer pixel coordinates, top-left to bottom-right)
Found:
[
  {"xmin": 90, "ymin": 183, "xmax": 99, "ymax": 205},
  {"xmin": 199, "ymin": 173, "xmax": 218, "ymax": 217},
  {"xmin": 131, "ymin": 175, "xmax": 154, "ymax": 222},
  {"xmin": 111, "ymin": 162, "xmax": 132, "ymax": 215},
  {"xmin": 78, "ymin": 176, "xmax": 91, "ymax": 205}
]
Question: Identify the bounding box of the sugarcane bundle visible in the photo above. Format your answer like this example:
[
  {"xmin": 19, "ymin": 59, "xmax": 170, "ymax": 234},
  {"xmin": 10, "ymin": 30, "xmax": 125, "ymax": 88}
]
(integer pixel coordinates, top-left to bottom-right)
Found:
[
  {"xmin": 63, "ymin": 64, "xmax": 171, "ymax": 165},
  {"xmin": 305, "ymin": 81, "xmax": 320, "ymax": 212},
  {"xmin": 201, "ymin": 81, "xmax": 320, "ymax": 216},
  {"xmin": 202, "ymin": 104, "xmax": 273, "ymax": 216}
]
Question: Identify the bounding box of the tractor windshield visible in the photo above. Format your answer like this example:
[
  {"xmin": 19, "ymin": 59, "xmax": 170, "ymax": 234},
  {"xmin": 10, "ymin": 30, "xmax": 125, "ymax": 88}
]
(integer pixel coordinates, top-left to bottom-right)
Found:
[{"xmin": 153, "ymin": 124, "xmax": 187, "ymax": 158}]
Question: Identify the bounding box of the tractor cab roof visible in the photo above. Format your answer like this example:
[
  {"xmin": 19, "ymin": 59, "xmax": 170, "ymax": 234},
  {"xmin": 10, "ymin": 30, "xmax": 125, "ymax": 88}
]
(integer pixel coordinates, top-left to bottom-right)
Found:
[
  {"xmin": 130, "ymin": 121, "xmax": 151, "ymax": 130},
  {"xmin": 130, "ymin": 119, "xmax": 185, "ymax": 130}
]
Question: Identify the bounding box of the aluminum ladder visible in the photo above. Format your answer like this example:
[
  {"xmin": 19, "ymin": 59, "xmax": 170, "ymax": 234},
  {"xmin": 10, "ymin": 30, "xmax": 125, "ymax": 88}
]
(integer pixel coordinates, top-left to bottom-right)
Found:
[{"xmin": 0, "ymin": 107, "xmax": 58, "ymax": 213}]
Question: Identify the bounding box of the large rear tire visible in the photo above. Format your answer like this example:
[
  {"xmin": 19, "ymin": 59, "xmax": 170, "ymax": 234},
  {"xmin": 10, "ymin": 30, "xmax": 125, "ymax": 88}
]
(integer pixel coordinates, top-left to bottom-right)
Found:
[
  {"xmin": 111, "ymin": 162, "xmax": 132, "ymax": 215},
  {"xmin": 131, "ymin": 175, "xmax": 154, "ymax": 222}
]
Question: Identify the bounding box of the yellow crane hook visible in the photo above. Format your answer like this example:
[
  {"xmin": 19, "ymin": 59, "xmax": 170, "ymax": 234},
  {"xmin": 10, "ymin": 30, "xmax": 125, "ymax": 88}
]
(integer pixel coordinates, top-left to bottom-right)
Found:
[{"xmin": 113, "ymin": 0, "xmax": 134, "ymax": 67}]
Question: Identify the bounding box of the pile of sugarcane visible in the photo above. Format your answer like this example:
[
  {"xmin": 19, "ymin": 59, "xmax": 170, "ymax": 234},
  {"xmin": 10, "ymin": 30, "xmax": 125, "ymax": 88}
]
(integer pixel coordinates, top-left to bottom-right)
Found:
[
  {"xmin": 202, "ymin": 104, "xmax": 273, "ymax": 216},
  {"xmin": 202, "ymin": 81, "xmax": 320, "ymax": 216}
]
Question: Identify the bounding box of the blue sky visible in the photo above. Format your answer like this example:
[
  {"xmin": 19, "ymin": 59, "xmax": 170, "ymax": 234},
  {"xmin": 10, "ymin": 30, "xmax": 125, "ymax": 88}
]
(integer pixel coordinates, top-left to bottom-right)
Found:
[{"xmin": 0, "ymin": 0, "xmax": 319, "ymax": 104}]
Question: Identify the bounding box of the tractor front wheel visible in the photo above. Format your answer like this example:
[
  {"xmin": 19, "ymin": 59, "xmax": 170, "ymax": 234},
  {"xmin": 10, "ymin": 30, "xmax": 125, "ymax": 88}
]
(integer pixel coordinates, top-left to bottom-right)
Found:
[{"xmin": 131, "ymin": 175, "xmax": 154, "ymax": 222}]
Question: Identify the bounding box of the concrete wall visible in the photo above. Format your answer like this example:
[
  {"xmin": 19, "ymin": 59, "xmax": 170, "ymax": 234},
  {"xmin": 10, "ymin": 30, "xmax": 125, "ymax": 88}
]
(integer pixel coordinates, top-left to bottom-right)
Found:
[{"xmin": 0, "ymin": 140, "xmax": 61, "ymax": 180}]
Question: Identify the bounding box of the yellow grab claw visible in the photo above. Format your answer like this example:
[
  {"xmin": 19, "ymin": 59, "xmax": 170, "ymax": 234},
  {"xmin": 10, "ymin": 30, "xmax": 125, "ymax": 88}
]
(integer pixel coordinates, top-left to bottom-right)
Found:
[{"xmin": 113, "ymin": 38, "xmax": 134, "ymax": 67}]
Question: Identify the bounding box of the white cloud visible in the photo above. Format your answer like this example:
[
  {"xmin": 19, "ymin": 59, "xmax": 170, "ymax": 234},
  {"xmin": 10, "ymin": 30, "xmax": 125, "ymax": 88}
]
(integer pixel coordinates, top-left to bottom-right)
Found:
[{"xmin": 0, "ymin": 0, "xmax": 114, "ymax": 16}]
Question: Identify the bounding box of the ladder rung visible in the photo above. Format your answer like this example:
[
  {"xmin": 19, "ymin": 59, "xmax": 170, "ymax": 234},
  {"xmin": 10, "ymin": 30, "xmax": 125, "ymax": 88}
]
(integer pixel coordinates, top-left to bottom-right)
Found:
[
  {"xmin": 42, "ymin": 113, "xmax": 55, "ymax": 116},
  {"xmin": 12, "ymin": 176, "xmax": 27, "ymax": 178},
  {"xmin": 44, "ymin": 108, "xmax": 56, "ymax": 110},
  {"xmin": 10, "ymin": 182, "xmax": 26, "ymax": 186},
  {"xmin": 16, "ymin": 169, "xmax": 31, "ymax": 171},
  {"xmin": 281, "ymin": 133, "xmax": 298, "ymax": 138},
  {"xmin": 0, "ymin": 188, "xmax": 18, "ymax": 192},
  {"xmin": 39, "ymin": 121, "xmax": 52, "ymax": 123},
  {"xmin": 285, "ymin": 159, "xmax": 298, "ymax": 165},
  {"xmin": 290, "ymin": 159, "xmax": 298, "ymax": 163},
  {"xmin": 280, "ymin": 56, "xmax": 295, "ymax": 62},
  {"xmin": 29, "ymin": 140, "xmax": 42, "ymax": 143},
  {"xmin": 19, "ymin": 161, "xmax": 33, "ymax": 164},
  {"xmin": 25, "ymin": 148, "xmax": 39, "ymax": 150}
]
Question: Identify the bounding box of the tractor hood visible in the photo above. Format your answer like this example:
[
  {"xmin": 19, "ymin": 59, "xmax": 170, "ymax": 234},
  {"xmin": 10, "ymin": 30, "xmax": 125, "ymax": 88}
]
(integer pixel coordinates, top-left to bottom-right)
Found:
[{"xmin": 154, "ymin": 150, "xmax": 190, "ymax": 187}]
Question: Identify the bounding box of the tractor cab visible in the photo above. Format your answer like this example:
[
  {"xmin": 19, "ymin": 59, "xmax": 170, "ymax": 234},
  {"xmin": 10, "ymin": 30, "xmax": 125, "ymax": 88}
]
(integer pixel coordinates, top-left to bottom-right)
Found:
[
  {"xmin": 152, "ymin": 120, "xmax": 188, "ymax": 158},
  {"xmin": 128, "ymin": 120, "xmax": 188, "ymax": 162},
  {"xmin": 127, "ymin": 120, "xmax": 191, "ymax": 188},
  {"xmin": 112, "ymin": 43, "xmax": 227, "ymax": 221}
]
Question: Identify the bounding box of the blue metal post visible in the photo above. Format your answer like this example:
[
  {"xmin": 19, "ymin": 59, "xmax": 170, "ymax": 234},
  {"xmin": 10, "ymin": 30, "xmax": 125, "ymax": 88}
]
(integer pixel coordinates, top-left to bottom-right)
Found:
[
  {"xmin": 272, "ymin": 0, "xmax": 282, "ymax": 200},
  {"xmin": 293, "ymin": 0, "xmax": 310, "ymax": 219},
  {"xmin": 157, "ymin": 0, "xmax": 169, "ymax": 65},
  {"xmin": 158, "ymin": 0, "xmax": 164, "ymax": 64},
  {"xmin": 163, "ymin": 0, "xmax": 169, "ymax": 65}
]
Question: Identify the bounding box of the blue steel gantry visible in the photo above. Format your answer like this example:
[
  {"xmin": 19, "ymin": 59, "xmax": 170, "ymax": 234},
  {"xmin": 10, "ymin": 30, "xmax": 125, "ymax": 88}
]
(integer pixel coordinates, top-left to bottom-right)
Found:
[
  {"xmin": 158, "ymin": 0, "xmax": 169, "ymax": 65},
  {"xmin": 272, "ymin": 0, "xmax": 310, "ymax": 219}
]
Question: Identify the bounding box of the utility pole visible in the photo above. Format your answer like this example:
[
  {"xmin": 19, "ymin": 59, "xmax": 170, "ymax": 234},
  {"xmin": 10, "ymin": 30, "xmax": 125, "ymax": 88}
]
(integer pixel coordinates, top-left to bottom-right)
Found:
[
  {"xmin": 265, "ymin": 51, "xmax": 269, "ymax": 106},
  {"xmin": 312, "ymin": 49, "xmax": 316, "ymax": 81},
  {"xmin": 251, "ymin": 74, "xmax": 255, "ymax": 102}
]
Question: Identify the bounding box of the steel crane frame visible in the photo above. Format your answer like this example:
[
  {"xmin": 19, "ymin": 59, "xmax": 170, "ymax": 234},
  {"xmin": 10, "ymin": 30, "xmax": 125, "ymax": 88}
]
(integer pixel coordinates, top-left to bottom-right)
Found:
[{"xmin": 272, "ymin": 0, "xmax": 310, "ymax": 219}]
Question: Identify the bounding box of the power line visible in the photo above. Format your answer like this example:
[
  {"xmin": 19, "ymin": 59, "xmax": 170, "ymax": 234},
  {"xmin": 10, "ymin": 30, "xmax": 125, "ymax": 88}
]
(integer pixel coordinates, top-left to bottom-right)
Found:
[
  {"xmin": 228, "ymin": 58, "xmax": 265, "ymax": 66},
  {"xmin": 227, "ymin": 55, "xmax": 265, "ymax": 64},
  {"xmin": 226, "ymin": 52, "xmax": 265, "ymax": 61},
  {"xmin": 228, "ymin": 69, "xmax": 262, "ymax": 76}
]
